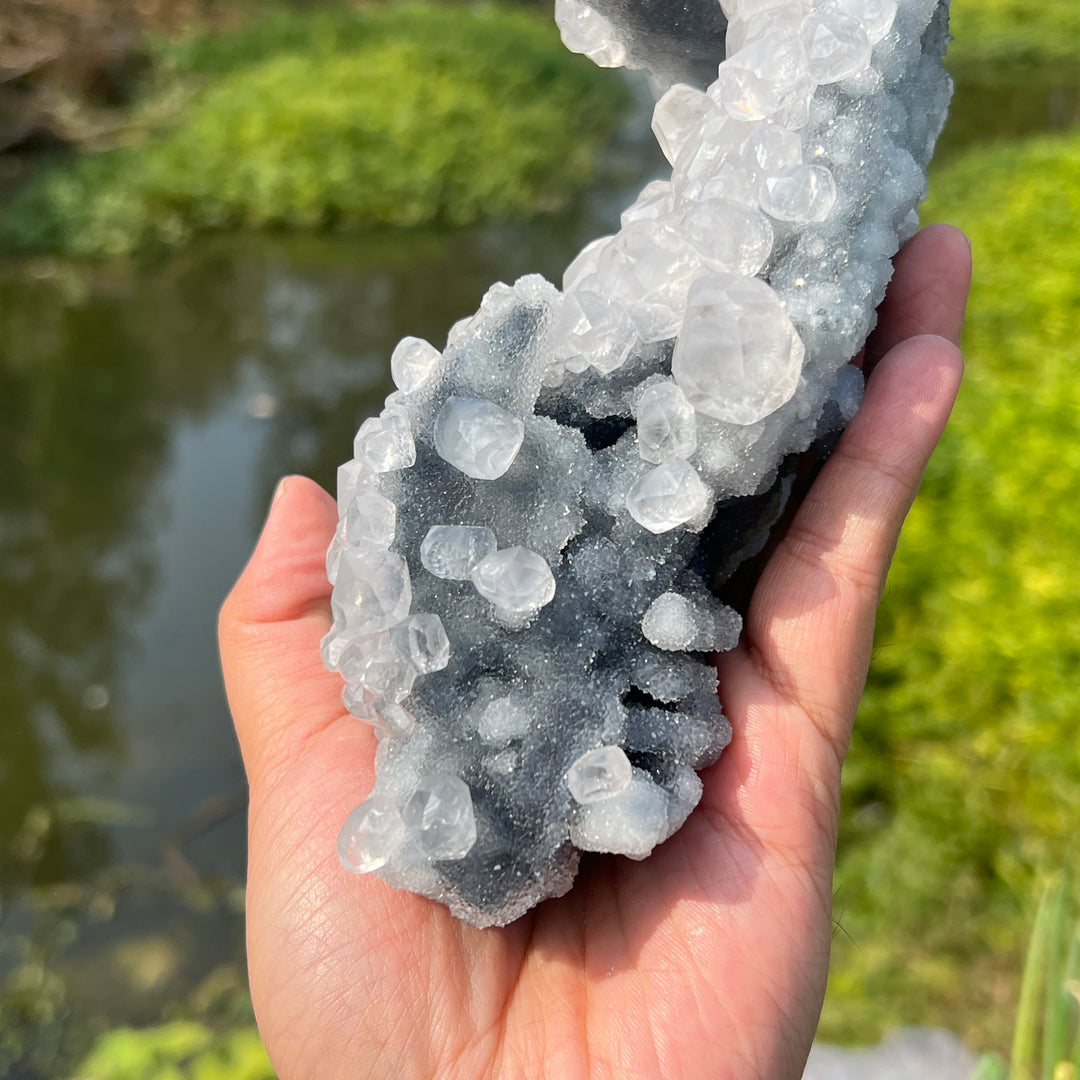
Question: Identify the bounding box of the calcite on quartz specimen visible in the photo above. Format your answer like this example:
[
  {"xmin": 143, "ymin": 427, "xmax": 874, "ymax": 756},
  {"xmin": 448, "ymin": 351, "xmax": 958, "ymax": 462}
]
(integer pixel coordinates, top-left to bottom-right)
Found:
[{"xmin": 323, "ymin": 0, "xmax": 953, "ymax": 927}]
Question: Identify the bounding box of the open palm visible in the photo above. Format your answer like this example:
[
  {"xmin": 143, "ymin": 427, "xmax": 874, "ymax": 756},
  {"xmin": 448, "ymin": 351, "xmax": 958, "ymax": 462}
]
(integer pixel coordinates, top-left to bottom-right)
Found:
[{"xmin": 220, "ymin": 225, "xmax": 971, "ymax": 1080}]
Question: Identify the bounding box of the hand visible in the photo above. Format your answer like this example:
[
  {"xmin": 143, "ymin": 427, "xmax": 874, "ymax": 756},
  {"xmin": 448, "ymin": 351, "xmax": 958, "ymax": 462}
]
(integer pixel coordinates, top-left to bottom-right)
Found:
[{"xmin": 219, "ymin": 224, "xmax": 971, "ymax": 1080}]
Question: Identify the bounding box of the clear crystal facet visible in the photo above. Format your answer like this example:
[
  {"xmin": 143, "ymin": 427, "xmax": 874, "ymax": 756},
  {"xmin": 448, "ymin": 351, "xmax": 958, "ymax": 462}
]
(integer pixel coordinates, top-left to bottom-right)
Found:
[
  {"xmin": 625, "ymin": 460, "xmax": 710, "ymax": 534},
  {"xmin": 635, "ymin": 382, "xmax": 698, "ymax": 464},
  {"xmin": 420, "ymin": 525, "xmax": 498, "ymax": 580},
  {"xmin": 353, "ymin": 409, "xmax": 416, "ymax": 473},
  {"xmin": 434, "ymin": 397, "xmax": 526, "ymax": 480},
  {"xmin": 652, "ymin": 84, "xmax": 714, "ymax": 165},
  {"xmin": 567, "ymin": 746, "xmax": 633, "ymax": 803},
  {"xmin": 594, "ymin": 220, "xmax": 704, "ymax": 343},
  {"xmin": 391, "ymin": 336, "xmax": 442, "ymax": 394},
  {"xmin": 331, "ymin": 548, "xmax": 412, "ymax": 636},
  {"xmin": 759, "ymin": 163, "xmax": 837, "ymax": 222},
  {"xmin": 678, "ymin": 199, "xmax": 775, "ymax": 276},
  {"xmin": 336, "ymin": 459, "xmax": 377, "ymax": 514},
  {"xmin": 393, "ymin": 614, "xmax": 451, "ymax": 674},
  {"xmin": 554, "ymin": 0, "xmax": 627, "ymax": 67},
  {"xmin": 801, "ymin": 11, "xmax": 872, "ymax": 84},
  {"xmin": 344, "ymin": 491, "xmax": 397, "ymax": 549},
  {"xmin": 818, "ymin": 0, "xmax": 897, "ymax": 43},
  {"xmin": 620, "ymin": 180, "xmax": 675, "ymax": 229},
  {"xmin": 338, "ymin": 795, "xmax": 406, "ymax": 873},
  {"xmin": 551, "ymin": 290, "xmax": 637, "ymax": 374},
  {"xmin": 402, "ymin": 775, "xmax": 477, "ymax": 860},
  {"xmin": 671, "ymin": 273, "xmax": 805, "ymax": 425},
  {"xmin": 471, "ymin": 547, "xmax": 557, "ymax": 616}
]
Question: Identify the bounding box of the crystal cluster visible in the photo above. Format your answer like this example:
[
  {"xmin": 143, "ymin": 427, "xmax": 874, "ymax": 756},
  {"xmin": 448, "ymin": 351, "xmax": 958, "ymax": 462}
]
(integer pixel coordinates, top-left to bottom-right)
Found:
[{"xmin": 324, "ymin": 0, "xmax": 952, "ymax": 926}]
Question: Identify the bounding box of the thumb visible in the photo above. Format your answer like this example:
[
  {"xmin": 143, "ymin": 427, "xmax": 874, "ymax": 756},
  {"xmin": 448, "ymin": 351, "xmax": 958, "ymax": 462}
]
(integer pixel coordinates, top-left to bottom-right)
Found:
[{"xmin": 219, "ymin": 475, "xmax": 344, "ymax": 789}]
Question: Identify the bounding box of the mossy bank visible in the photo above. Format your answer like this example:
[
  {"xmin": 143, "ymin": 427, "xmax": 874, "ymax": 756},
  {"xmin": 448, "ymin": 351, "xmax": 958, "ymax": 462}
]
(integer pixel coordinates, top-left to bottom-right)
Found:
[{"xmin": 0, "ymin": 3, "xmax": 628, "ymax": 258}]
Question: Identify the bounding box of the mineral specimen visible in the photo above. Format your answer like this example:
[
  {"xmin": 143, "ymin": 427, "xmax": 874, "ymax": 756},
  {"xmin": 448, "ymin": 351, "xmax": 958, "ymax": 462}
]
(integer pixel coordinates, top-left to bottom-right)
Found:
[{"xmin": 324, "ymin": 0, "xmax": 952, "ymax": 927}]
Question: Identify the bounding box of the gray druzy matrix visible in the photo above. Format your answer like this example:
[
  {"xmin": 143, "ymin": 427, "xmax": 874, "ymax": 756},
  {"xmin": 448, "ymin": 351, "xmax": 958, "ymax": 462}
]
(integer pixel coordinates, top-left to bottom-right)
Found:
[{"xmin": 324, "ymin": 0, "xmax": 952, "ymax": 927}]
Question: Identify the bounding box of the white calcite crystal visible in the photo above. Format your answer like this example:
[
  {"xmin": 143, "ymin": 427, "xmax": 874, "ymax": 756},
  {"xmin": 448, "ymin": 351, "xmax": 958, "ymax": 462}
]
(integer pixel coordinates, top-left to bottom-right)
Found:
[
  {"xmin": 471, "ymin": 547, "xmax": 558, "ymax": 621},
  {"xmin": 434, "ymin": 396, "xmax": 526, "ymax": 480},
  {"xmin": 567, "ymin": 746, "xmax": 634, "ymax": 803},
  {"xmin": 420, "ymin": 525, "xmax": 498, "ymax": 580},
  {"xmin": 324, "ymin": 0, "xmax": 952, "ymax": 926}
]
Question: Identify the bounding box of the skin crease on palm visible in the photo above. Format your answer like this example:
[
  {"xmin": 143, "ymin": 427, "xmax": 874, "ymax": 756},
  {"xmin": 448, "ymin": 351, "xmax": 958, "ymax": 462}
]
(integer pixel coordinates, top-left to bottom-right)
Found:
[{"xmin": 219, "ymin": 223, "xmax": 972, "ymax": 1080}]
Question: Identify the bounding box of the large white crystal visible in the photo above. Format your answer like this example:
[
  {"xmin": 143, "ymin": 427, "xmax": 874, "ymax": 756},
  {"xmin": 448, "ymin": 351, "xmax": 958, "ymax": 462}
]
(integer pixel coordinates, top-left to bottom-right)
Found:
[
  {"xmin": 671, "ymin": 273, "xmax": 805, "ymax": 425},
  {"xmin": 801, "ymin": 11, "xmax": 873, "ymax": 84},
  {"xmin": 344, "ymin": 491, "xmax": 397, "ymax": 549},
  {"xmin": 593, "ymin": 220, "xmax": 704, "ymax": 342},
  {"xmin": 338, "ymin": 795, "xmax": 406, "ymax": 874},
  {"xmin": 353, "ymin": 408, "xmax": 416, "ymax": 473},
  {"xmin": 554, "ymin": 0, "xmax": 627, "ymax": 67},
  {"xmin": 817, "ymin": 0, "xmax": 897, "ymax": 44},
  {"xmin": 340, "ymin": 636, "xmax": 417, "ymax": 703},
  {"xmin": 336, "ymin": 459, "xmax": 377, "ymax": 514},
  {"xmin": 471, "ymin": 547, "xmax": 557, "ymax": 617},
  {"xmin": 392, "ymin": 614, "xmax": 450, "ymax": 674},
  {"xmin": 390, "ymin": 336, "xmax": 442, "ymax": 395},
  {"xmin": 402, "ymin": 775, "xmax": 477, "ymax": 860},
  {"xmin": 625, "ymin": 460, "xmax": 711, "ymax": 534},
  {"xmin": 759, "ymin": 163, "xmax": 838, "ymax": 223},
  {"xmin": 420, "ymin": 525, "xmax": 498, "ymax": 580},
  {"xmin": 634, "ymin": 381, "xmax": 698, "ymax": 464},
  {"xmin": 434, "ymin": 396, "xmax": 525, "ymax": 480},
  {"xmin": 331, "ymin": 548, "xmax": 412, "ymax": 637},
  {"xmin": 678, "ymin": 199, "xmax": 775, "ymax": 277},
  {"xmin": 620, "ymin": 180, "xmax": 675, "ymax": 229},
  {"xmin": 550, "ymin": 289, "xmax": 637, "ymax": 374},
  {"xmin": 652, "ymin": 84, "xmax": 714, "ymax": 166}
]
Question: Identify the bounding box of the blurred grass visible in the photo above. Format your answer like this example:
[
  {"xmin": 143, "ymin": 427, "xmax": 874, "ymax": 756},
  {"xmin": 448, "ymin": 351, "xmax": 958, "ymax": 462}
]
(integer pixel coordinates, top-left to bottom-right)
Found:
[
  {"xmin": 75, "ymin": 1021, "xmax": 274, "ymax": 1080},
  {"xmin": 820, "ymin": 129, "xmax": 1080, "ymax": 1050},
  {"xmin": 0, "ymin": 2, "xmax": 627, "ymax": 257},
  {"xmin": 970, "ymin": 876, "xmax": 1080, "ymax": 1080},
  {"xmin": 949, "ymin": 0, "xmax": 1080, "ymax": 83}
]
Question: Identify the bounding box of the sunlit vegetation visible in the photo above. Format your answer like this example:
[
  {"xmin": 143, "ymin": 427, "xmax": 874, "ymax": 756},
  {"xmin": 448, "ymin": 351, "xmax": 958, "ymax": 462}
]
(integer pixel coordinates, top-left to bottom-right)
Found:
[
  {"xmin": 0, "ymin": 3, "xmax": 627, "ymax": 257},
  {"xmin": 821, "ymin": 131, "xmax": 1080, "ymax": 1049},
  {"xmin": 948, "ymin": 0, "xmax": 1080, "ymax": 81}
]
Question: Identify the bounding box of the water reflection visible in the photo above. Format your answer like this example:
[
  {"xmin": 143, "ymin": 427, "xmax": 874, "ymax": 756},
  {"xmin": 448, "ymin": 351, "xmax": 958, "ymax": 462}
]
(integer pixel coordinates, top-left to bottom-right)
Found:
[{"xmin": 0, "ymin": 195, "xmax": 646, "ymax": 1073}]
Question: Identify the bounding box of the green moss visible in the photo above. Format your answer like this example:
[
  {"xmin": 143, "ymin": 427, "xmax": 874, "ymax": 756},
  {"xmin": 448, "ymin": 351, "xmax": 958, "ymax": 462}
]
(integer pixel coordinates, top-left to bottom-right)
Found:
[
  {"xmin": 76, "ymin": 1021, "xmax": 273, "ymax": 1080},
  {"xmin": 821, "ymin": 133, "xmax": 1080, "ymax": 1049},
  {"xmin": 948, "ymin": 0, "xmax": 1080, "ymax": 82},
  {"xmin": 0, "ymin": 3, "xmax": 626, "ymax": 256}
]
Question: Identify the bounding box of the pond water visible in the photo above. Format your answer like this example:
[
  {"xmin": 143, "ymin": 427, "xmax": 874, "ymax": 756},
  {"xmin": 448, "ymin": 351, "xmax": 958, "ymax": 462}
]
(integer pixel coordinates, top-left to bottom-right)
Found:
[
  {"xmin": 0, "ymin": 101, "xmax": 666, "ymax": 1070},
  {"xmin": 0, "ymin": 62, "xmax": 1077, "ymax": 1077}
]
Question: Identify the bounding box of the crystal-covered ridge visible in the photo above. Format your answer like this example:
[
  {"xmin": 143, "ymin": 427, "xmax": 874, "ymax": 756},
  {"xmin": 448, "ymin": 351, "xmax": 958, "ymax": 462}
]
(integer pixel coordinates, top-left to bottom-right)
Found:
[{"xmin": 323, "ymin": 0, "xmax": 952, "ymax": 927}]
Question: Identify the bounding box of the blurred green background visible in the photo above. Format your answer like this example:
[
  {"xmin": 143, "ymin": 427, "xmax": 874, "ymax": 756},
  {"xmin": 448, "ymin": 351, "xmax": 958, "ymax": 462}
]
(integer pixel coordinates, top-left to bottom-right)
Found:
[{"xmin": 0, "ymin": 1, "xmax": 1076, "ymax": 1076}]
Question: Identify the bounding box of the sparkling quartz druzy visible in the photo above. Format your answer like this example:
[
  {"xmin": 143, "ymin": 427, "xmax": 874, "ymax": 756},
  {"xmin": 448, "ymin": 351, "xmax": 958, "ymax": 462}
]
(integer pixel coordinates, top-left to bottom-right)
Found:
[{"xmin": 324, "ymin": 0, "xmax": 952, "ymax": 926}]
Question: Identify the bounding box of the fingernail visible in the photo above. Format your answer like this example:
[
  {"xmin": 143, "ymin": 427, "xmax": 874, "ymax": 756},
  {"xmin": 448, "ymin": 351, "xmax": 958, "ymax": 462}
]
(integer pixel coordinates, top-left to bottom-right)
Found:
[{"xmin": 273, "ymin": 476, "xmax": 290, "ymax": 505}]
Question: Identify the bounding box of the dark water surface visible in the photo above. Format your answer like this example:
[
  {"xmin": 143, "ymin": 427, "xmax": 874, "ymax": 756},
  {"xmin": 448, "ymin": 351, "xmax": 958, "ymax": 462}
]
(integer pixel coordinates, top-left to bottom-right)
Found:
[
  {"xmin": 0, "ymin": 141, "xmax": 660, "ymax": 1069},
  {"xmin": 0, "ymin": 58, "xmax": 1077, "ymax": 1076}
]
